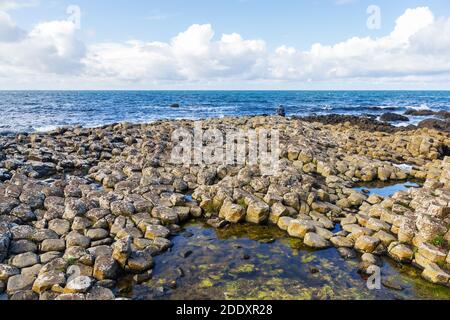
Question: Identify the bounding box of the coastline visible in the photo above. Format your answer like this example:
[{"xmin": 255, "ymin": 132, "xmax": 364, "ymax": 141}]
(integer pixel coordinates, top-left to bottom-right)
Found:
[
  {"xmin": 0, "ymin": 114, "xmax": 449, "ymax": 300},
  {"xmin": 1, "ymin": 111, "xmax": 449, "ymax": 137},
  {"xmin": 1, "ymin": 90, "xmax": 449, "ymax": 135}
]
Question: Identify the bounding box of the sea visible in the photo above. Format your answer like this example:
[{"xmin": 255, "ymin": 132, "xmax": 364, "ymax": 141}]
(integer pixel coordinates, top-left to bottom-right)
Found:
[{"xmin": 0, "ymin": 90, "xmax": 449, "ymax": 134}]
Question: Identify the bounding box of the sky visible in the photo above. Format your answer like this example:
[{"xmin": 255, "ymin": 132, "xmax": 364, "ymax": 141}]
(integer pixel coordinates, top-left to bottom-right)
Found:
[{"xmin": 1, "ymin": 0, "xmax": 450, "ymax": 89}]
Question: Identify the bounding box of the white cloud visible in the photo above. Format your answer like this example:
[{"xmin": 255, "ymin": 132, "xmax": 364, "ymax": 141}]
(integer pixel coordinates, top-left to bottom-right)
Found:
[
  {"xmin": 83, "ymin": 24, "xmax": 266, "ymax": 82},
  {"xmin": 0, "ymin": 19, "xmax": 85, "ymax": 74},
  {"xmin": 269, "ymin": 7, "xmax": 450, "ymax": 81},
  {"xmin": 170, "ymin": 24, "xmax": 266, "ymax": 79},
  {"xmin": 84, "ymin": 41, "xmax": 177, "ymax": 81},
  {"xmin": 1, "ymin": 6, "xmax": 450, "ymax": 89},
  {"xmin": 0, "ymin": 10, "xmax": 24, "ymax": 41}
]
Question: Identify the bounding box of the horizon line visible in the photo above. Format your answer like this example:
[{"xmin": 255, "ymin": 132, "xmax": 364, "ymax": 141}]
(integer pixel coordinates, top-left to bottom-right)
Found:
[{"xmin": 2, "ymin": 89, "xmax": 450, "ymax": 92}]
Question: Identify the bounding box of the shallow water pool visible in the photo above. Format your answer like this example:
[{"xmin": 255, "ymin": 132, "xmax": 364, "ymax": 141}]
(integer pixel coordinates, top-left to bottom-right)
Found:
[
  {"xmin": 123, "ymin": 221, "xmax": 450, "ymax": 300},
  {"xmin": 353, "ymin": 180, "xmax": 421, "ymax": 198}
]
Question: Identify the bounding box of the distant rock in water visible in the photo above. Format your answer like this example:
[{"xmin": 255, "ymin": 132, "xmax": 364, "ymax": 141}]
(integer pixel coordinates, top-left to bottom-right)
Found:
[
  {"xmin": 418, "ymin": 118, "xmax": 450, "ymax": 133},
  {"xmin": 170, "ymin": 103, "xmax": 180, "ymax": 108},
  {"xmin": 276, "ymin": 105, "xmax": 286, "ymax": 117},
  {"xmin": 404, "ymin": 109, "xmax": 450, "ymax": 119},
  {"xmin": 299, "ymin": 114, "xmax": 412, "ymax": 133},
  {"xmin": 300, "ymin": 113, "xmax": 449, "ymax": 133},
  {"xmin": 435, "ymin": 110, "xmax": 450, "ymax": 119},
  {"xmin": 404, "ymin": 109, "xmax": 434, "ymax": 116},
  {"xmin": 379, "ymin": 112, "xmax": 409, "ymax": 122}
]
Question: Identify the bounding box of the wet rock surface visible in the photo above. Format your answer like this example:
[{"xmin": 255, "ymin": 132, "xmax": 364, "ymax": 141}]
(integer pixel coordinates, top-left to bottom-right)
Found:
[
  {"xmin": 0, "ymin": 115, "xmax": 449, "ymax": 300},
  {"xmin": 379, "ymin": 113, "xmax": 410, "ymax": 123},
  {"xmin": 418, "ymin": 119, "xmax": 450, "ymax": 133}
]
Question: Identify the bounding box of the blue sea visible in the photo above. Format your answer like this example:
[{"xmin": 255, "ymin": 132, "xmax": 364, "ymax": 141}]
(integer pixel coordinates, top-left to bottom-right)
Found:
[{"xmin": 0, "ymin": 90, "xmax": 449, "ymax": 134}]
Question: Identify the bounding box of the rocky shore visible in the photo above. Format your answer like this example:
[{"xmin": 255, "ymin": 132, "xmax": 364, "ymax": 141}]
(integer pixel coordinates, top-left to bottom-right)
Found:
[{"xmin": 0, "ymin": 115, "xmax": 449, "ymax": 300}]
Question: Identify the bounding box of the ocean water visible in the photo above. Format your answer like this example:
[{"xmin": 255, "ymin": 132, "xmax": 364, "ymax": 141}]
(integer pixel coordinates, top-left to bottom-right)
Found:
[{"xmin": 0, "ymin": 90, "xmax": 449, "ymax": 134}]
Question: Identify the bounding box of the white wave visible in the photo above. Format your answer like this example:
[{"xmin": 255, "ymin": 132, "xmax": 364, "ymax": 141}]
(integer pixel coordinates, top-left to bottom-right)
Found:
[
  {"xmin": 371, "ymin": 105, "xmax": 400, "ymax": 109},
  {"xmin": 406, "ymin": 104, "xmax": 431, "ymax": 111},
  {"xmin": 34, "ymin": 125, "xmax": 60, "ymax": 132},
  {"xmin": 393, "ymin": 163, "xmax": 413, "ymax": 173},
  {"xmin": 392, "ymin": 121, "xmax": 413, "ymax": 127}
]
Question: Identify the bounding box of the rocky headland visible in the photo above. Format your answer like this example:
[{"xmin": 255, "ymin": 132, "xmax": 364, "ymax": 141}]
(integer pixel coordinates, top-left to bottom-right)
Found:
[{"xmin": 0, "ymin": 114, "xmax": 449, "ymax": 300}]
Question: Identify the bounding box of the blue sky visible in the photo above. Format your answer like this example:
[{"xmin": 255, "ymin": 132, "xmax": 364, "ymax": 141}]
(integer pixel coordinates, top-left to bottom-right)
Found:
[
  {"xmin": 10, "ymin": 0, "xmax": 450, "ymax": 49},
  {"xmin": 1, "ymin": 0, "xmax": 450, "ymax": 89}
]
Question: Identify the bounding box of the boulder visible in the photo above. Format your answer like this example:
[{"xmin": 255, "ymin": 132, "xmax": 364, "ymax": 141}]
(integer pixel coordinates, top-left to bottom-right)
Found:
[
  {"xmin": 32, "ymin": 271, "xmax": 66, "ymax": 293},
  {"xmin": 219, "ymin": 200, "xmax": 246, "ymax": 223},
  {"xmin": 338, "ymin": 247, "xmax": 356, "ymax": 259},
  {"xmin": 330, "ymin": 236, "xmax": 354, "ymax": 248},
  {"xmin": 11, "ymin": 252, "xmax": 40, "ymax": 268},
  {"xmin": 347, "ymin": 192, "xmax": 366, "ymax": 207},
  {"xmin": 416, "ymin": 214, "xmax": 447, "ymax": 242},
  {"xmin": 19, "ymin": 189, "xmax": 45, "ymax": 210},
  {"xmin": 303, "ymin": 232, "xmax": 330, "ymax": 249},
  {"xmin": 86, "ymin": 286, "xmax": 115, "ymax": 300},
  {"xmin": 373, "ymin": 230, "xmax": 396, "ymax": 246},
  {"xmin": 269, "ymin": 202, "xmax": 288, "ymax": 224},
  {"xmin": 422, "ymin": 263, "xmax": 450, "ymax": 285},
  {"xmin": 277, "ymin": 216, "xmax": 293, "ymax": 231},
  {"xmin": 388, "ymin": 243, "xmax": 414, "ymax": 263},
  {"xmin": 41, "ymin": 239, "xmax": 66, "ymax": 252},
  {"xmin": 361, "ymin": 253, "xmax": 380, "ymax": 266},
  {"xmin": 246, "ymin": 200, "xmax": 269, "ymax": 224},
  {"xmin": 126, "ymin": 250, "xmax": 153, "ymax": 272},
  {"xmin": 9, "ymin": 290, "xmax": 38, "ymax": 300},
  {"xmin": 418, "ymin": 119, "xmax": 450, "ymax": 133},
  {"xmin": 7, "ymin": 274, "xmax": 36, "ymax": 293},
  {"xmin": 287, "ymin": 220, "xmax": 315, "ymax": 239},
  {"xmin": 40, "ymin": 252, "xmax": 62, "ymax": 264},
  {"xmin": 366, "ymin": 218, "xmax": 391, "ymax": 232},
  {"xmin": 0, "ymin": 264, "xmax": 20, "ymax": 281},
  {"xmin": 93, "ymin": 256, "xmax": 118, "ymax": 280},
  {"xmin": 110, "ymin": 201, "xmax": 136, "ymax": 217},
  {"xmin": 66, "ymin": 231, "xmax": 91, "ymax": 249},
  {"xmin": 341, "ymin": 215, "xmax": 357, "ymax": 225},
  {"xmin": 377, "ymin": 167, "xmax": 393, "ymax": 181},
  {"xmin": 86, "ymin": 228, "xmax": 109, "ymax": 241},
  {"xmin": 418, "ymin": 243, "xmax": 447, "ymax": 264},
  {"xmin": 112, "ymin": 237, "xmax": 131, "ymax": 267},
  {"xmin": 0, "ymin": 232, "xmax": 10, "ymax": 263},
  {"xmin": 354, "ymin": 235, "xmax": 380, "ymax": 253},
  {"xmin": 10, "ymin": 204, "xmax": 36, "ymax": 222},
  {"xmin": 151, "ymin": 206, "xmax": 179, "ymax": 224},
  {"xmin": 63, "ymin": 198, "xmax": 87, "ymax": 220},
  {"xmin": 64, "ymin": 276, "xmax": 93, "ymax": 293},
  {"xmin": 380, "ymin": 113, "xmax": 409, "ymax": 122},
  {"xmin": 404, "ymin": 109, "xmax": 434, "ymax": 116},
  {"xmin": 144, "ymin": 225, "xmax": 170, "ymax": 240},
  {"xmin": 9, "ymin": 239, "xmax": 37, "ymax": 254}
]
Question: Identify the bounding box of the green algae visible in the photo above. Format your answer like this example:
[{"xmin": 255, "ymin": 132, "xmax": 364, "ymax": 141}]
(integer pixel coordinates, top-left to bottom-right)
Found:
[
  {"xmin": 230, "ymin": 263, "xmax": 255, "ymax": 273},
  {"xmin": 199, "ymin": 278, "xmax": 215, "ymax": 288},
  {"xmin": 130, "ymin": 220, "xmax": 450, "ymax": 300},
  {"xmin": 301, "ymin": 254, "xmax": 316, "ymax": 264}
]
